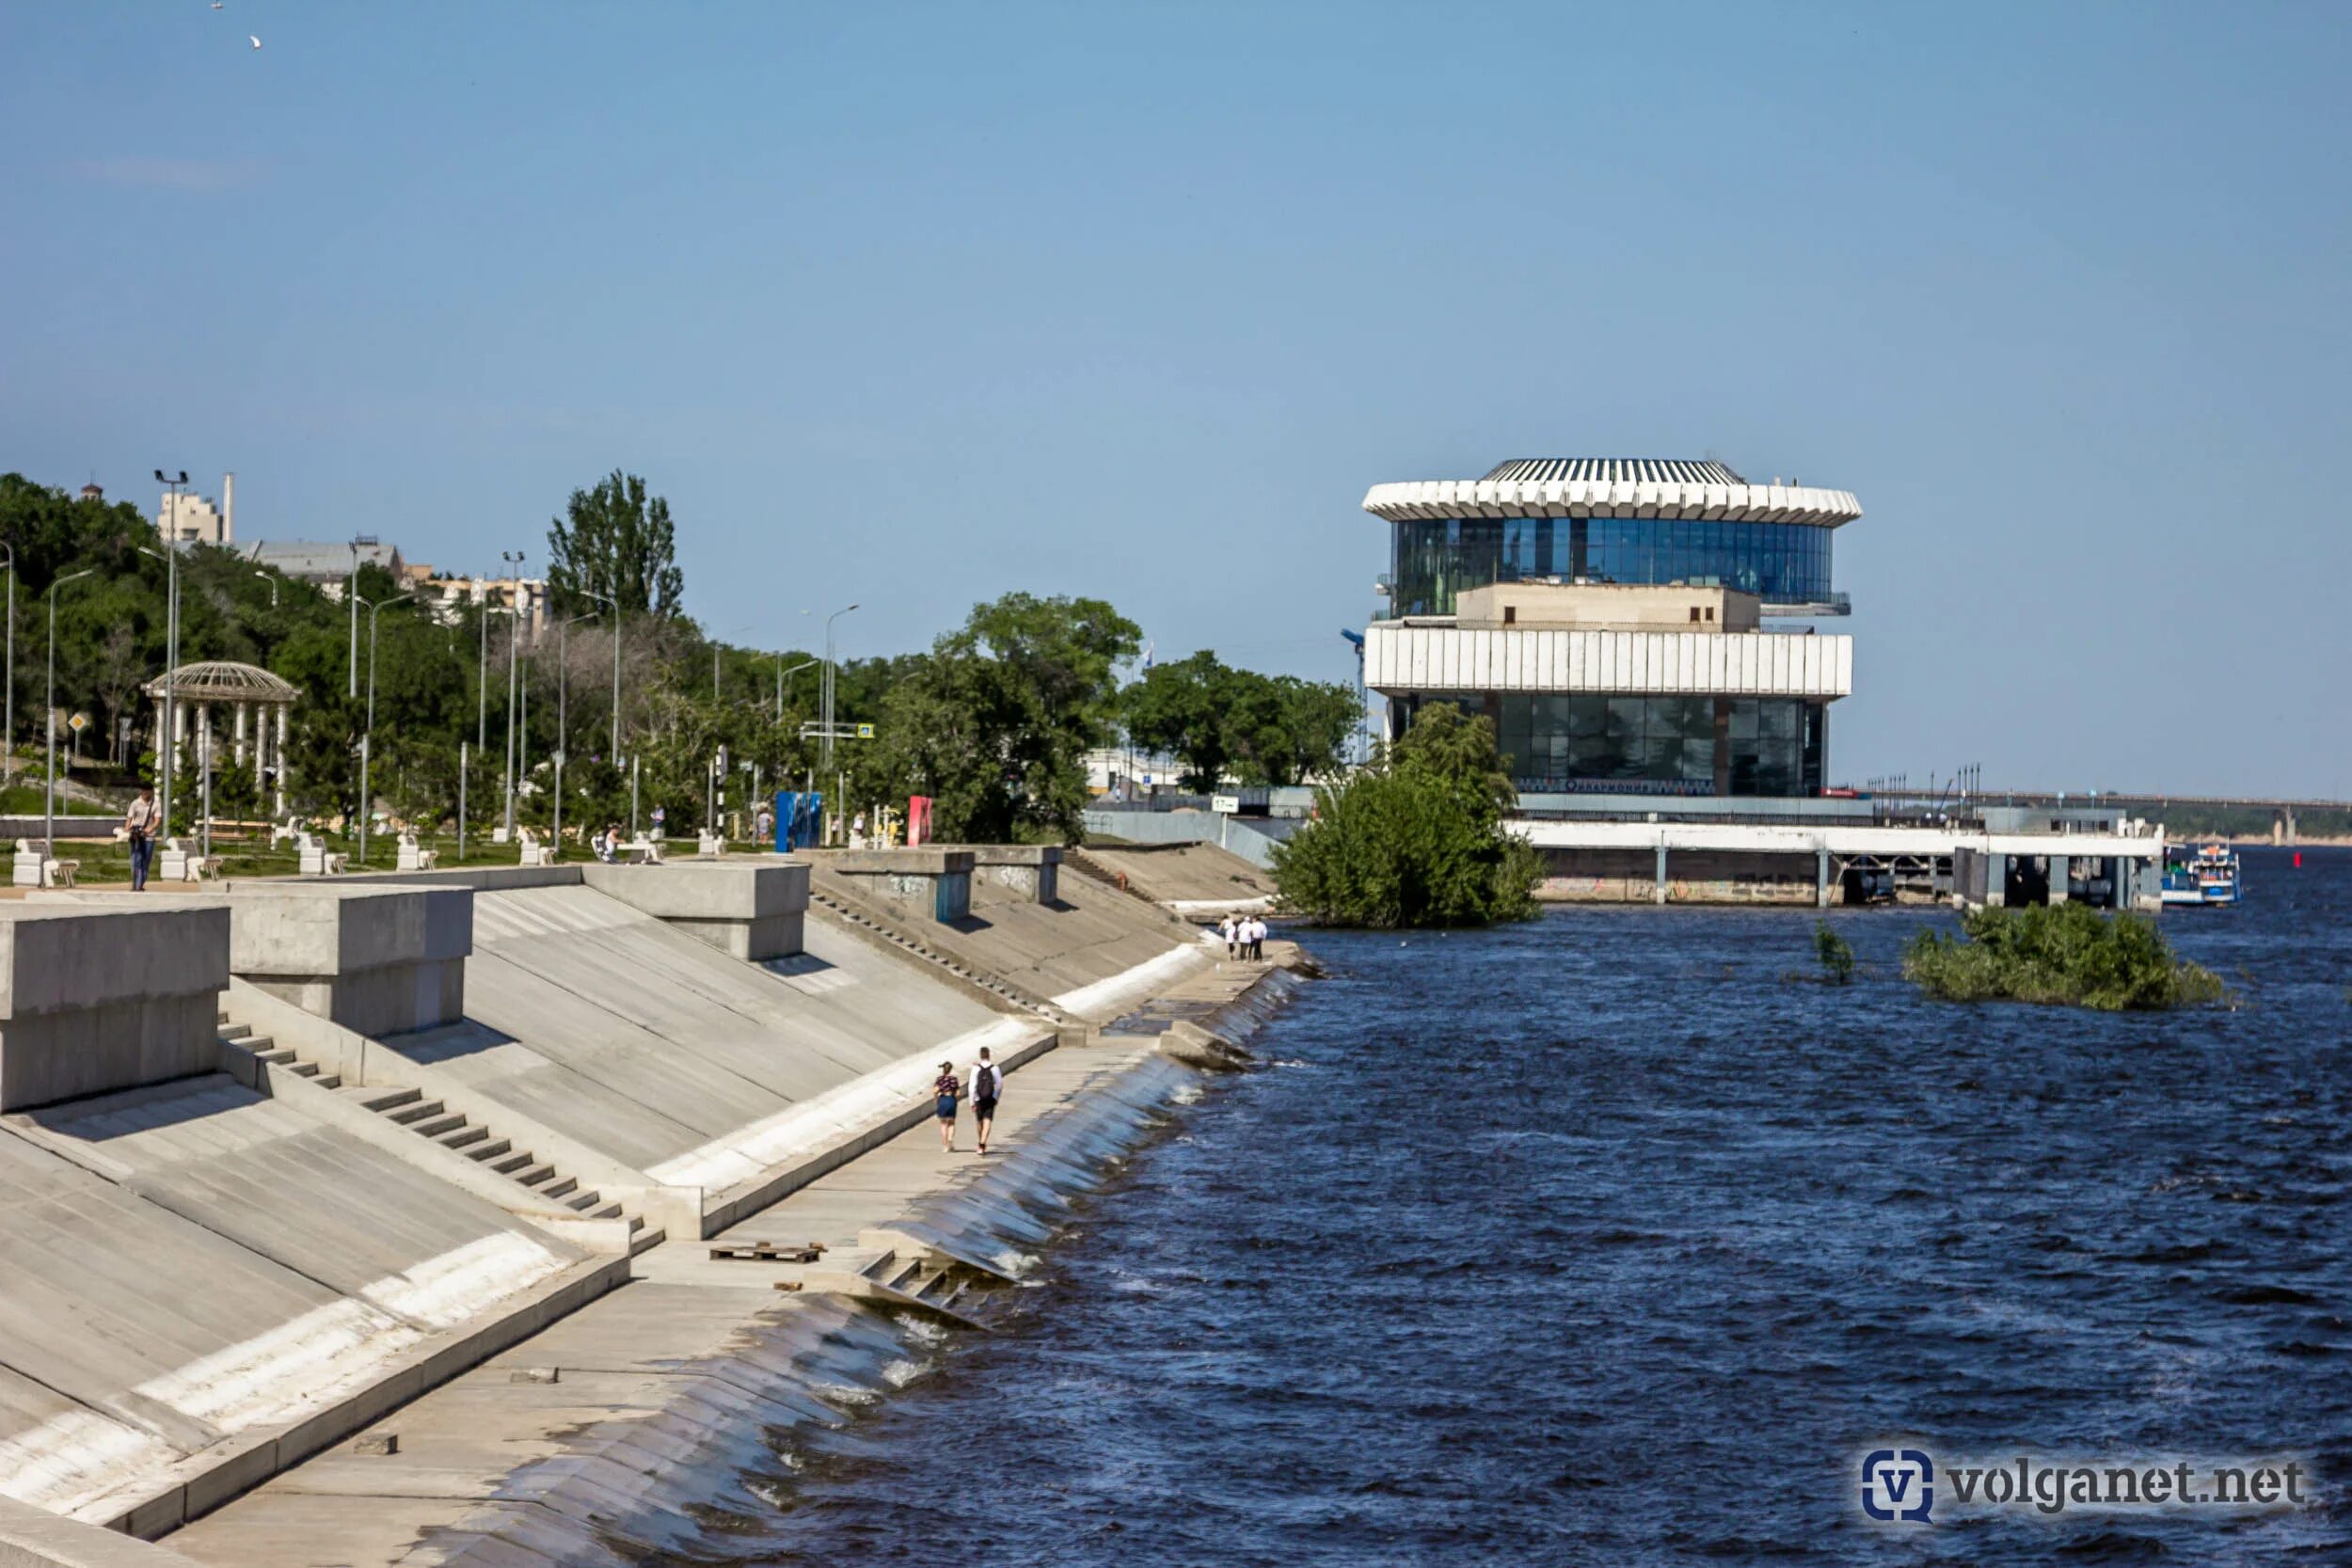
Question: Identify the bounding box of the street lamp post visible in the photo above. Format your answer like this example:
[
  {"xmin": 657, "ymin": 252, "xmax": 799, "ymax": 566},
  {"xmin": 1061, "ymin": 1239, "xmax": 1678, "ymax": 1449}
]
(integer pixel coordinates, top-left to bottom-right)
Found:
[
  {"xmin": 551, "ymin": 610, "xmax": 596, "ymax": 857},
  {"xmin": 774, "ymin": 656, "xmax": 816, "ymax": 722},
  {"xmin": 43, "ymin": 570, "xmax": 94, "ymax": 867},
  {"xmin": 141, "ymin": 472, "xmax": 186, "ymax": 832},
  {"xmin": 821, "ymin": 602, "xmax": 860, "ymax": 774},
  {"xmin": 358, "ymin": 593, "xmax": 413, "ymax": 864},
  {"xmin": 345, "ymin": 537, "xmax": 364, "ymax": 699},
  {"xmin": 500, "ymin": 553, "xmax": 525, "ymax": 841},
  {"xmin": 579, "ymin": 586, "xmax": 619, "ymax": 768},
  {"xmin": 0, "ymin": 541, "xmax": 15, "ymax": 783}
]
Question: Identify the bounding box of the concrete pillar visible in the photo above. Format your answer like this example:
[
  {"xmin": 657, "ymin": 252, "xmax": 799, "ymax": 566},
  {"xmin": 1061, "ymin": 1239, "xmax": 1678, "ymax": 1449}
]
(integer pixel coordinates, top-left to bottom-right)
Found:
[
  {"xmin": 197, "ymin": 704, "xmax": 212, "ymax": 778},
  {"xmin": 234, "ymin": 702, "xmax": 249, "ymax": 767},
  {"xmin": 2048, "ymin": 854, "xmax": 2070, "ymax": 904},
  {"xmin": 1653, "ymin": 844, "xmax": 1668, "ymax": 906},
  {"xmin": 1985, "ymin": 851, "xmax": 2007, "ymax": 907},
  {"xmin": 274, "ymin": 705, "xmax": 289, "ymax": 816},
  {"xmin": 1816, "ymin": 848, "xmax": 1832, "ymax": 908}
]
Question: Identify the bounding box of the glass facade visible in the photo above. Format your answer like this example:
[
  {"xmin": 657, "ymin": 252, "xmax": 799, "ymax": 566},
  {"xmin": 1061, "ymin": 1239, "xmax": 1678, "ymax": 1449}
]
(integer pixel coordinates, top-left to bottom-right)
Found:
[
  {"xmin": 1391, "ymin": 515, "xmax": 1835, "ymax": 615},
  {"xmin": 1391, "ymin": 693, "xmax": 1825, "ymax": 797}
]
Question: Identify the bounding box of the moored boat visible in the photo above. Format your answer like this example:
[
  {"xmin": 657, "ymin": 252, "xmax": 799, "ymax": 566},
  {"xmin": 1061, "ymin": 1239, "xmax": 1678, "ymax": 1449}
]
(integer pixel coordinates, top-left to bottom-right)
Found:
[{"xmin": 2161, "ymin": 842, "xmax": 2242, "ymax": 907}]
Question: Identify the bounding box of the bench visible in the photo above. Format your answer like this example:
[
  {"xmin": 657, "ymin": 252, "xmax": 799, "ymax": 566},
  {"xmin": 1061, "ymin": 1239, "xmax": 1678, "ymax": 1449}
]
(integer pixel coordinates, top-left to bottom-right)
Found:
[
  {"xmin": 622, "ymin": 836, "xmax": 665, "ymax": 865},
  {"xmin": 517, "ymin": 827, "xmax": 553, "ymax": 868},
  {"xmin": 268, "ymin": 817, "xmax": 303, "ymax": 848},
  {"xmin": 12, "ymin": 838, "xmax": 77, "ymax": 889},
  {"xmin": 396, "ymin": 830, "xmax": 438, "ymax": 872},
  {"xmin": 696, "ymin": 830, "xmax": 725, "ymax": 859},
  {"xmin": 296, "ymin": 832, "xmax": 348, "ymax": 877},
  {"xmin": 159, "ymin": 836, "xmax": 223, "ymax": 883}
]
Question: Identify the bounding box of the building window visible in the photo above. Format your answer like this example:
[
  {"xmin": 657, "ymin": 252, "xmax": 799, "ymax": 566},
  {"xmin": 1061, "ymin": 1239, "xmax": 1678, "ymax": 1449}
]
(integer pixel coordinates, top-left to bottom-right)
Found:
[{"xmin": 1390, "ymin": 516, "xmax": 1833, "ymax": 615}]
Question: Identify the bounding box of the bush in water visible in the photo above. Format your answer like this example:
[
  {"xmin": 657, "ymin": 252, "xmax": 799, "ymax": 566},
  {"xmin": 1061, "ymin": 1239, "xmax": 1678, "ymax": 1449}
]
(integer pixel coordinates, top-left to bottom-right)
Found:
[{"xmin": 1901, "ymin": 902, "xmax": 2228, "ymax": 1010}]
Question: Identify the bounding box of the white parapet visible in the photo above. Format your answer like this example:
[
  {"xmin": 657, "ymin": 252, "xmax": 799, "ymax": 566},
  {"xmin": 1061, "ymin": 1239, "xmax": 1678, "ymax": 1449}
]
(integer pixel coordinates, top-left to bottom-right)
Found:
[{"xmin": 1364, "ymin": 622, "xmax": 1852, "ymax": 699}]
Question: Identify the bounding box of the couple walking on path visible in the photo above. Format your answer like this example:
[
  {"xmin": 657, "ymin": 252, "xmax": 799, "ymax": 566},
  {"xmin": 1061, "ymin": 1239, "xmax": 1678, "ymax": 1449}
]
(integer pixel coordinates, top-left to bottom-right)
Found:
[
  {"xmin": 1219, "ymin": 911, "xmax": 1266, "ymax": 961},
  {"xmin": 934, "ymin": 1045, "xmax": 1005, "ymax": 1155}
]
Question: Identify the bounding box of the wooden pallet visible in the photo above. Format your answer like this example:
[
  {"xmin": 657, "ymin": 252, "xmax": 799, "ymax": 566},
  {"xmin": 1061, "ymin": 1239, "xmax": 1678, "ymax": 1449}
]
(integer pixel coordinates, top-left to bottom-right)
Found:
[{"xmin": 708, "ymin": 1240, "xmax": 826, "ymax": 1263}]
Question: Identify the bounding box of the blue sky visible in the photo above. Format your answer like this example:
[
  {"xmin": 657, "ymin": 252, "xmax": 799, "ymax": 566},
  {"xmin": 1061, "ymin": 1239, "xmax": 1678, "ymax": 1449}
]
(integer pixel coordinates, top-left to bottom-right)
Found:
[{"xmin": 4, "ymin": 2, "xmax": 2348, "ymax": 796}]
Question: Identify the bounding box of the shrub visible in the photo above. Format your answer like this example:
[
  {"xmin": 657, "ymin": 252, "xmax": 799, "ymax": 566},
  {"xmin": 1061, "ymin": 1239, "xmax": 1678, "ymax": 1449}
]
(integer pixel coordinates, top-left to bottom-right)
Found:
[
  {"xmin": 1813, "ymin": 921, "xmax": 1855, "ymax": 985},
  {"xmin": 1901, "ymin": 903, "xmax": 2228, "ymax": 1010},
  {"xmin": 1270, "ymin": 705, "xmax": 1542, "ymax": 928}
]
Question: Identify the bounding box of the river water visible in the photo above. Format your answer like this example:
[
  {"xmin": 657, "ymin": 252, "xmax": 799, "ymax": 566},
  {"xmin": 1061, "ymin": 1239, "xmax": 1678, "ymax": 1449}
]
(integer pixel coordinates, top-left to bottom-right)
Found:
[{"xmin": 723, "ymin": 846, "xmax": 2351, "ymax": 1565}]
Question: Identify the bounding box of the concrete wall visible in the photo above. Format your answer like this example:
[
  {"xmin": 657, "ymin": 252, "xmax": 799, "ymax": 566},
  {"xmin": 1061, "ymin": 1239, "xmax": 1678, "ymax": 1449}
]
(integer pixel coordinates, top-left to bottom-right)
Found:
[
  {"xmin": 1081, "ymin": 809, "xmax": 1293, "ymax": 869},
  {"xmin": 580, "ymin": 860, "xmax": 809, "ymax": 960},
  {"xmin": 222, "ymin": 886, "xmax": 471, "ymax": 1038},
  {"xmin": 829, "ymin": 848, "xmax": 974, "ymax": 923},
  {"xmin": 0, "ymin": 904, "xmax": 229, "ymax": 1110},
  {"xmin": 961, "ymin": 846, "xmax": 1060, "ymax": 905}
]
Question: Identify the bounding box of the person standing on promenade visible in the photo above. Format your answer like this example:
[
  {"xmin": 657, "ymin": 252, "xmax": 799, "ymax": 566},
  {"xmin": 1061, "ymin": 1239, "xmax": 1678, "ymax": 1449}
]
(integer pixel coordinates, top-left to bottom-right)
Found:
[
  {"xmin": 934, "ymin": 1060, "xmax": 961, "ymax": 1152},
  {"xmin": 124, "ymin": 784, "xmax": 159, "ymax": 892},
  {"xmin": 651, "ymin": 804, "xmax": 666, "ymax": 841},
  {"xmin": 1247, "ymin": 914, "xmax": 1266, "ymax": 961},
  {"xmin": 970, "ymin": 1046, "xmax": 1002, "ymax": 1156},
  {"xmin": 1218, "ymin": 912, "xmax": 1237, "ymax": 958}
]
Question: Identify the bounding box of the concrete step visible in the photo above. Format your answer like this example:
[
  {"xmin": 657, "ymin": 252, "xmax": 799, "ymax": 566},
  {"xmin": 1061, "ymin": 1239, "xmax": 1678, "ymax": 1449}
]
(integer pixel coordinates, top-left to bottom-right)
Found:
[
  {"xmin": 289, "ymin": 1062, "xmax": 323, "ymax": 1080},
  {"xmin": 313, "ymin": 1074, "xmax": 342, "ymax": 1090},
  {"xmin": 511, "ymin": 1164, "xmax": 555, "ymax": 1188},
  {"xmin": 217, "ymin": 1022, "xmax": 253, "ymax": 1042},
  {"xmin": 465, "ymin": 1137, "xmax": 514, "ymax": 1163},
  {"xmin": 564, "ymin": 1191, "xmax": 602, "ymax": 1212},
  {"xmin": 438, "ymin": 1124, "xmax": 490, "ymax": 1152},
  {"xmin": 408, "ymin": 1112, "xmax": 468, "ymax": 1139},
  {"xmin": 488, "ymin": 1151, "xmax": 534, "ymax": 1176},
  {"xmin": 259, "ymin": 1048, "xmax": 298, "ymax": 1066},
  {"xmin": 541, "ymin": 1176, "xmax": 578, "ymax": 1200},
  {"xmin": 238, "ymin": 1036, "xmax": 277, "ymax": 1054},
  {"xmin": 387, "ymin": 1100, "xmax": 447, "ymax": 1127},
  {"xmin": 351, "ymin": 1085, "xmax": 423, "ymax": 1113}
]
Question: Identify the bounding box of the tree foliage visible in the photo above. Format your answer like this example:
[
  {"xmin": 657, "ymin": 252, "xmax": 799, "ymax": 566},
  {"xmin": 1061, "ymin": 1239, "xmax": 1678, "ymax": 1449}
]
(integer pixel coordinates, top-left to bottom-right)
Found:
[
  {"xmin": 1901, "ymin": 903, "xmax": 2228, "ymax": 1010},
  {"xmin": 1270, "ymin": 704, "xmax": 1541, "ymax": 927},
  {"xmin": 546, "ymin": 470, "xmax": 685, "ymax": 617},
  {"xmin": 1121, "ymin": 650, "xmax": 1359, "ymax": 790},
  {"xmin": 874, "ymin": 594, "xmax": 1138, "ymax": 843}
]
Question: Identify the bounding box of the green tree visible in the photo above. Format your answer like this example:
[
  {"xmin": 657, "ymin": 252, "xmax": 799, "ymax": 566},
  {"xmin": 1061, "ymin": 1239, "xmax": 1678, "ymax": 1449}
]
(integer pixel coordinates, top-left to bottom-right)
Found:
[
  {"xmin": 875, "ymin": 593, "xmax": 1138, "ymax": 843},
  {"xmin": 1121, "ymin": 650, "xmax": 1237, "ymax": 790},
  {"xmin": 546, "ymin": 471, "xmax": 685, "ymax": 617},
  {"xmin": 1271, "ymin": 704, "xmax": 1541, "ymax": 927}
]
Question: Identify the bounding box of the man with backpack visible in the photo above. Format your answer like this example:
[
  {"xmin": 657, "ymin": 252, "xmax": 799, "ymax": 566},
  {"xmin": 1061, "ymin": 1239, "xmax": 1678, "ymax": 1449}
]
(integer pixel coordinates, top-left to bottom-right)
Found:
[{"xmin": 969, "ymin": 1045, "xmax": 1003, "ymax": 1156}]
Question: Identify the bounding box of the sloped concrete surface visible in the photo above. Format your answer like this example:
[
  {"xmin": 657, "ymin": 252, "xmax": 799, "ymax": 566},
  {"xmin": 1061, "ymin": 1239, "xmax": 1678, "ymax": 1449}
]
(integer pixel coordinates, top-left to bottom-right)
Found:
[
  {"xmin": 810, "ymin": 856, "xmax": 1214, "ymax": 1022},
  {"xmin": 380, "ymin": 883, "xmax": 1014, "ymax": 1187},
  {"xmin": 166, "ymin": 1037, "xmax": 1217, "ymax": 1568},
  {"xmin": 1076, "ymin": 840, "xmax": 1276, "ymax": 911},
  {"xmin": 0, "ymin": 1076, "xmax": 599, "ymax": 1529}
]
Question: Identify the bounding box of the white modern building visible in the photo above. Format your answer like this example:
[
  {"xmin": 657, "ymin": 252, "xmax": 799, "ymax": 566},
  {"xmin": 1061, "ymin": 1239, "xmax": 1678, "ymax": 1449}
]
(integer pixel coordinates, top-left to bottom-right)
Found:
[
  {"xmin": 1358, "ymin": 456, "xmax": 2163, "ymax": 907},
  {"xmin": 156, "ymin": 473, "xmax": 234, "ymax": 545}
]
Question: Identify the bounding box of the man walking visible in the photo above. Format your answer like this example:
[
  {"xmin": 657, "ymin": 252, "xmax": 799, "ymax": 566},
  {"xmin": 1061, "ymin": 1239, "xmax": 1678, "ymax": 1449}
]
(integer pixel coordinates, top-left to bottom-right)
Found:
[
  {"xmin": 1247, "ymin": 914, "xmax": 1266, "ymax": 961},
  {"xmin": 124, "ymin": 784, "xmax": 159, "ymax": 892},
  {"xmin": 1218, "ymin": 912, "xmax": 1238, "ymax": 959},
  {"xmin": 969, "ymin": 1045, "xmax": 1003, "ymax": 1156}
]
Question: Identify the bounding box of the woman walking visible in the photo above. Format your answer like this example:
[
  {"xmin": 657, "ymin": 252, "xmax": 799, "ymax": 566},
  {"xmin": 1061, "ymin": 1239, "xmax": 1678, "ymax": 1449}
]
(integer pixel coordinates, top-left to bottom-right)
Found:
[{"xmin": 933, "ymin": 1060, "xmax": 961, "ymax": 1152}]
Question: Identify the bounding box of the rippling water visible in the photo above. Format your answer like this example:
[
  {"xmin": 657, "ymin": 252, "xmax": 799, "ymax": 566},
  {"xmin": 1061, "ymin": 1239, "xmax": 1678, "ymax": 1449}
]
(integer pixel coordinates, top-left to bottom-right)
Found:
[{"xmin": 737, "ymin": 847, "xmax": 2352, "ymax": 1565}]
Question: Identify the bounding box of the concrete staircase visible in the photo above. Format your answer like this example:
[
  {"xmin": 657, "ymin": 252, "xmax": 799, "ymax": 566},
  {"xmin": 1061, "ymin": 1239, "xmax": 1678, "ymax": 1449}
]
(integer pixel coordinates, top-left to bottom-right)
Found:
[
  {"xmin": 215, "ymin": 1013, "xmax": 652, "ymax": 1253},
  {"xmin": 216, "ymin": 1019, "xmax": 342, "ymax": 1090},
  {"xmin": 857, "ymin": 1248, "xmax": 985, "ymax": 1327},
  {"xmin": 332, "ymin": 1082, "xmax": 646, "ymax": 1241},
  {"xmin": 805, "ymin": 886, "xmax": 1073, "ymax": 1023}
]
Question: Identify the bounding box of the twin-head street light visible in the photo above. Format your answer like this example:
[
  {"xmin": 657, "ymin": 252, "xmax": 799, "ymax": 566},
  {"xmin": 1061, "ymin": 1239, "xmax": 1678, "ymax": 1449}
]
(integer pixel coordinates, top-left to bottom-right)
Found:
[
  {"xmin": 142, "ymin": 474, "xmax": 186, "ymax": 832},
  {"xmin": 44, "ymin": 569, "xmax": 95, "ymax": 864},
  {"xmin": 774, "ymin": 656, "xmax": 817, "ymax": 722},
  {"xmin": 357, "ymin": 592, "xmax": 413, "ymax": 863},
  {"xmin": 0, "ymin": 540, "xmax": 15, "ymax": 785},
  {"xmin": 819, "ymin": 602, "xmax": 859, "ymax": 772}
]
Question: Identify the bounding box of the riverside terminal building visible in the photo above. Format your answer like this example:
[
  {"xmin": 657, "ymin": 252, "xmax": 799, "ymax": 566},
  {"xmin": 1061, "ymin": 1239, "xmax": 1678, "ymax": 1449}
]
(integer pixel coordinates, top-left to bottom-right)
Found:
[{"xmin": 1358, "ymin": 457, "xmax": 2164, "ymax": 909}]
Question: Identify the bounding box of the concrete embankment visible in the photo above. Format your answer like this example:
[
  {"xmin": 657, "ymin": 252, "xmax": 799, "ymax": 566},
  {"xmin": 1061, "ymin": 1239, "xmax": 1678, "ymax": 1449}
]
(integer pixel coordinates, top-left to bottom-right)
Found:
[{"xmin": 0, "ymin": 847, "xmax": 1299, "ymax": 1567}]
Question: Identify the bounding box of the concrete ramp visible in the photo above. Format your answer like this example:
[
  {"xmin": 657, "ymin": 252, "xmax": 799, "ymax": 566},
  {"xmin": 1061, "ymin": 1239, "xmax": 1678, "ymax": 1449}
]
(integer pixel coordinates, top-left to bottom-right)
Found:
[
  {"xmin": 0, "ymin": 1076, "xmax": 604, "ymax": 1532},
  {"xmin": 811, "ymin": 859, "xmax": 1214, "ymax": 1023},
  {"xmin": 1073, "ymin": 842, "xmax": 1276, "ymax": 914},
  {"xmin": 379, "ymin": 883, "xmax": 1024, "ymax": 1203}
]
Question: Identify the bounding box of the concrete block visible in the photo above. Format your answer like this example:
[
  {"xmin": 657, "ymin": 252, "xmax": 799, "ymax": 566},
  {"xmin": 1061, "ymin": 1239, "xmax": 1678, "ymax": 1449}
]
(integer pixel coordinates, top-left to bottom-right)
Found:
[
  {"xmin": 225, "ymin": 885, "xmax": 471, "ymax": 1037},
  {"xmin": 580, "ymin": 862, "xmax": 809, "ymax": 960},
  {"xmin": 965, "ymin": 845, "xmax": 1061, "ymax": 904},
  {"xmin": 0, "ymin": 905, "xmax": 230, "ymax": 1110},
  {"xmin": 0, "ymin": 1495, "xmax": 213, "ymax": 1568},
  {"xmin": 830, "ymin": 848, "xmax": 974, "ymax": 923}
]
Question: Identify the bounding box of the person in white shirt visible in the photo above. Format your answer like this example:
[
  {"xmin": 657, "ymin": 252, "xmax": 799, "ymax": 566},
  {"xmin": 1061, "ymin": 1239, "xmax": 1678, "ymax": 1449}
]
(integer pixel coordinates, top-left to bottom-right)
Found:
[
  {"xmin": 969, "ymin": 1045, "xmax": 1004, "ymax": 1157},
  {"xmin": 1218, "ymin": 912, "xmax": 1238, "ymax": 958},
  {"xmin": 124, "ymin": 784, "xmax": 159, "ymax": 892},
  {"xmin": 1246, "ymin": 915, "xmax": 1266, "ymax": 960}
]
